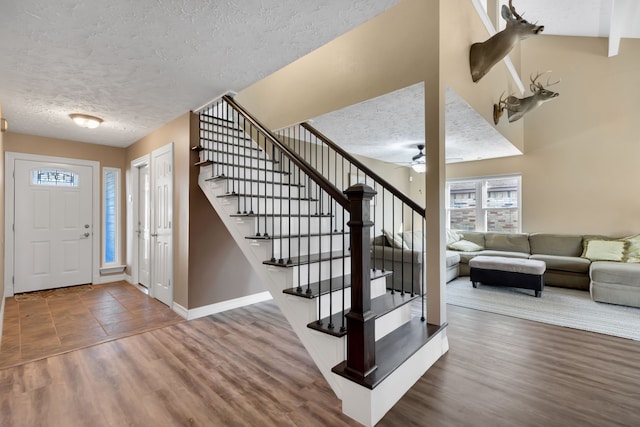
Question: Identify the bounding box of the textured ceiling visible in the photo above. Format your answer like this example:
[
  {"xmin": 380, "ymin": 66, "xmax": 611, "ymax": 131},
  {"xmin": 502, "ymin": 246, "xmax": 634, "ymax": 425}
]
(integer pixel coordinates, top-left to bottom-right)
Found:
[
  {"xmin": 0, "ymin": 0, "xmax": 396, "ymax": 147},
  {"xmin": 0, "ymin": 0, "xmax": 637, "ymax": 163},
  {"xmin": 311, "ymin": 83, "xmax": 521, "ymax": 166}
]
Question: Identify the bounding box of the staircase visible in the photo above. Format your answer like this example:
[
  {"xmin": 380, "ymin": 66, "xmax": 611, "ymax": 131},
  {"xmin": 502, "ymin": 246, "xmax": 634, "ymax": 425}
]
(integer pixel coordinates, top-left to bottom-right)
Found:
[{"xmin": 194, "ymin": 95, "xmax": 448, "ymax": 426}]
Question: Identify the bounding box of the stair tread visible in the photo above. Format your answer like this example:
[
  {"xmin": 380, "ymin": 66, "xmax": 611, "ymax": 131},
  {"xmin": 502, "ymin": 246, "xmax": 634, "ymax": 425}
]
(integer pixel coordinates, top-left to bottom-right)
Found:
[
  {"xmin": 331, "ymin": 318, "xmax": 446, "ymax": 389},
  {"xmin": 263, "ymin": 250, "xmax": 348, "ymax": 267},
  {"xmin": 194, "ymin": 160, "xmax": 213, "ymax": 166},
  {"xmin": 246, "ymin": 230, "xmax": 347, "ymax": 241},
  {"xmin": 231, "ymin": 212, "xmax": 332, "ymax": 218},
  {"xmin": 209, "ymin": 161, "xmax": 290, "ymax": 174},
  {"xmin": 283, "ymin": 269, "xmax": 390, "ymax": 299},
  {"xmin": 201, "ymin": 149, "xmax": 278, "ymax": 163},
  {"xmin": 306, "ymin": 290, "xmax": 417, "ymax": 337},
  {"xmin": 217, "ymin": 193, "xmax": 318, "ymax": 202},
  {"xmin": 205, "ymin": 175, "xmax": 305, "ymax": 188}
]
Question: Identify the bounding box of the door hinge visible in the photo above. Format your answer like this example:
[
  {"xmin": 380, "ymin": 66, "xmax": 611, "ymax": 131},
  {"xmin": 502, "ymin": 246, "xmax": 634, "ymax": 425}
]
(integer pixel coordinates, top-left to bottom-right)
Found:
[{"xmin": 12, "ymin": 276, "xmax": 14, "ymax": 284}]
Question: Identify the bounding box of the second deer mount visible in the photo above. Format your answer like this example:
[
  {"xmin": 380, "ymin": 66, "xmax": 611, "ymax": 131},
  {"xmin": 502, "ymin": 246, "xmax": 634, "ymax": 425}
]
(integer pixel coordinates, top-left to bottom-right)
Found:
[{"xmin": 493, "ymin": 71, "xmax": 560, "ymax": 125}]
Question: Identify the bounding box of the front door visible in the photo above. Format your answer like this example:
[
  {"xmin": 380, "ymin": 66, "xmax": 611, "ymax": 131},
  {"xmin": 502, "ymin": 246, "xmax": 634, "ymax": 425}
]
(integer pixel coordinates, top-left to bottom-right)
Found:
[
  {"xmin": 14, "ymin": 160, "xmax": 93, "ymax": 293},
  {"xmin": 150, "ymin": 144, "xmax": 173, "ymax": 306}
]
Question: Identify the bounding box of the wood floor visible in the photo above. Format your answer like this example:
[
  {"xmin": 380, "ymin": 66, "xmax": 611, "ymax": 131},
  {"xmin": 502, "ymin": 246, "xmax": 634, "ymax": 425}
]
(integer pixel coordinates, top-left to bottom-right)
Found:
[
  {"xmin": 0, "ymin": 281, "xmax": 183, "ymax": 369},
  {"xmin": 1, "ymin": 294, "xmax": 639, "ymax": 426}
]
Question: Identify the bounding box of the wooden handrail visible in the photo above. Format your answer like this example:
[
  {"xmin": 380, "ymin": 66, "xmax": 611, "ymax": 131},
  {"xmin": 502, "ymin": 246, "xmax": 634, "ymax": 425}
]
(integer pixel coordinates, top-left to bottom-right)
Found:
[
  {"xmin": 223, "ymin": 95, "xmax": 350, "ymax": 211},
  {"xmin": 301, "ymin": 122, "xmax": 425, "ymax": 217}
]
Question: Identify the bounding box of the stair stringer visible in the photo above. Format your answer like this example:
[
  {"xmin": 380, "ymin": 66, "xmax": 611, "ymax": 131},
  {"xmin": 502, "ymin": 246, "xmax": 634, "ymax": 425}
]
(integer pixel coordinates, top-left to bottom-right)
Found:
[{"xmin": 198, "ymin": 171, "xmax": 348, "ymax": 398}]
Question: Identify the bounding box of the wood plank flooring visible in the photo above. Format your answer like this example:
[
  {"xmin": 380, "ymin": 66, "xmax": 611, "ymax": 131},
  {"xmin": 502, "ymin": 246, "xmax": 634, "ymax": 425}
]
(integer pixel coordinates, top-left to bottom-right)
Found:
[
  {"xmin": 0, "ymin": 281, "xmax": 183, "ymax": 369},
  {"xmin": 1, "ymin": 295, "xmax": 639, "ymax": 426}
]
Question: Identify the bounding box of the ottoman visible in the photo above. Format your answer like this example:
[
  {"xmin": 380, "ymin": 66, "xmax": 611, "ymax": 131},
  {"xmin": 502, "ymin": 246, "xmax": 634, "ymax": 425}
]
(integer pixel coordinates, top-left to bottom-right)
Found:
[{"xmin": 469, "ymin": 256, "xmax": 546, "ymax": 297}]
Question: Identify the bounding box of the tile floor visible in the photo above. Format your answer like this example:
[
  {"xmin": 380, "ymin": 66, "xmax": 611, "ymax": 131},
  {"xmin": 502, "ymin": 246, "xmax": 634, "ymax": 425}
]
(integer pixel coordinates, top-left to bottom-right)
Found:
[{"xmin": 0, "ymin": 281, "xmax": 184, "ymax": 369}]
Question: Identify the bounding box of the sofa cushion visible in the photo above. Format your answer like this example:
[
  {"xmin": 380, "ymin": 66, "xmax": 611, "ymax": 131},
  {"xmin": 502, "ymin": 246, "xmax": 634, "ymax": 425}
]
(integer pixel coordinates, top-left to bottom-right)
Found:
[
  {"xmin": 484, "ymin": 232, "xmax": 530, "ymax": 253},
  {"xmin": 445, "ymin": 250, "xmax": 461, "ymax": 268},
  {"xmin": 623, "ymin": 234, "xmax": 640, "ymax": 263},
  {"xmin": 458, "ymin": 250, "xmax": 529, "ymax": 264},
  {"xmin": 581, "ymin": 239, "xmax": 629, "ymax": 262},
  {"xmin": 528, "ymin": 233, "xmax": 583, "ymax": 257},
  {"xmin": 383, "ymin": 229, "xmax": 408, "ymax": 249},
  {"xmin": 448, "ymin": 239, "xmax": 483, "ymax": 252},
  {"xmin": 529, "ymin": 254, "xmax": 591, "ymax": 274},
  {"xmin": 457, "ymin": 231, "xmax": 485, "ymax": 248},
  {"xmin": 590, "ymin": 261, "xmax": 640, "ymax": 287},
  {"xmin": 398, "ymin": 230, "xmax": 423, "ymax": 250}
]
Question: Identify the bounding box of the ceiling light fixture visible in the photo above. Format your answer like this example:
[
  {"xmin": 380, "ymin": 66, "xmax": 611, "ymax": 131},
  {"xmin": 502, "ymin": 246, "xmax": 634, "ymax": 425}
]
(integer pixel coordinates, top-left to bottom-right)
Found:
[
  {"xmin": 411, "ymin": 161, "xmax": 426, "ymax": 174},
  {"xmin": 69, "ymin": 113, "xmax": 103, "ymax": 129}
]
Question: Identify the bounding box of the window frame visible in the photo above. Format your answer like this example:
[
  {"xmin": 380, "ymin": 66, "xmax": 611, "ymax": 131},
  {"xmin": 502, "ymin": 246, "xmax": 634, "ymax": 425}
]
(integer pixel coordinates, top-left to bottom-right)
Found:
[
  {"xmin": 446, "ymin": 174, "xmax": 522, "ymax": 233},
  {"xmin": 102, "ymin": 167, "xmax": 121, "ymax": 267}
]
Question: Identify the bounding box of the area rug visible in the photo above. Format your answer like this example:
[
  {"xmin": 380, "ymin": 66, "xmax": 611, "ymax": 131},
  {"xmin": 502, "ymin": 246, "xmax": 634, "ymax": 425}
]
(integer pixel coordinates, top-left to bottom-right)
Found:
[
  {"xmin": 14, "ymin": 284, "xmax": 94, "ymax": 301},
  {"xmin": 446, "ymin": 277, "xmax": 640, "ymax": 341}
]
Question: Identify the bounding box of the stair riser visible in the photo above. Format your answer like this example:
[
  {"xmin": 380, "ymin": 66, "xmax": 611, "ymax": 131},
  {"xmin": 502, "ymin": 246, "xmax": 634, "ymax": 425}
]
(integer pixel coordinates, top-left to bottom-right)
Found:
[
  {"xmin": 207, "ymin": 166, "xmax": 289, "ymax": 183},
  {"xmin": 239, "ymin": 216, "xmax": 335, "ymax": 237},
  {"xmin": 200, "ymin": 122, "xmax": 246, "ymax": 137},
  {"xmin": 220, "ymin": 197, "xmax": 314, "ymax": 215},
  {"xmin": 272, "ymin": 235, "xmax": 347, "ymax": 259},
  {"xmin": 213, "ymin": 180, "xmax": 303, "ymax": 199},
  {"xmin": 292, "ymin": 257, "xmax": 351, "ymax": 287},
  {"xmin": 201, "ymin": 153, "xmax": 276, "ymax": 171},
  {"xmin": 375, "ymin": 302, "xmax": 413, "ymax": 341}
]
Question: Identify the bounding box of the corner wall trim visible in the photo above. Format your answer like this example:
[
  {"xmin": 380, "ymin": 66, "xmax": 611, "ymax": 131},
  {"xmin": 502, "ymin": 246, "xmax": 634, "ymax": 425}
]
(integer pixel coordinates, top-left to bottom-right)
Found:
[{"xmin": 174, "ymin": 291, "xmax": 273, "ymax": 321}]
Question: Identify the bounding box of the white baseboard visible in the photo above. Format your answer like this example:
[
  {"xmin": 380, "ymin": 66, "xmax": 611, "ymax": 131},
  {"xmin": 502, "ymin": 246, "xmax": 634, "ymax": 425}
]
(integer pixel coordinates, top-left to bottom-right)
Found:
[
  {"xmin": 173, "ymin": 291, "xmax": 273, "ymax": 321},
  {"xmin": 94, "ymin": 273, "xmax": 127, "ymax": 284}
]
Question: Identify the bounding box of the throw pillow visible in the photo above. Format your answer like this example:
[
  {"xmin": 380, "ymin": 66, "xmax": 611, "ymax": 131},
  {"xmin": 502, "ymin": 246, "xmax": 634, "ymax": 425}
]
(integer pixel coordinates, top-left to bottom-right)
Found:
[
  {"xmin": 581, "ymin": 239, "xmax": 629, "ymax": 262},
  {"xmin": 446, "ymin": 229, "xmax": 463, "ymax": 245},
  {"xmin": 398, "ymin": 230, "xmax": 424, "ymax": 250},
  {"xmin": 624, "ymin": 234, "xmax": 640, "ymax": 263},
  {"xmin": 383, "ymin": 229, "xmax": 408, "ymax": 250},
  {"xmin": 447, "ymin": 239, "xmax": 483, "ymax": 252}
]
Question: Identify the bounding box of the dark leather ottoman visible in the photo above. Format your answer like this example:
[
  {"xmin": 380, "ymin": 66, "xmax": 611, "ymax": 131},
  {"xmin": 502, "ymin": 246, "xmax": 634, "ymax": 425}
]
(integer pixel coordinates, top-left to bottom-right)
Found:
[{"xmin": 469, "ymin": 256, "xmax": 546, "ymax": 297}]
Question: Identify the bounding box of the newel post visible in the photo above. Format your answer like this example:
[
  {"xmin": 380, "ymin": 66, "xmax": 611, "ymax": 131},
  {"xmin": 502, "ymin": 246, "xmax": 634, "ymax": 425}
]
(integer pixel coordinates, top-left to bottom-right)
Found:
[{"xmin": 344, "ymin": 183, "xmax": 377, "ymax": 378}]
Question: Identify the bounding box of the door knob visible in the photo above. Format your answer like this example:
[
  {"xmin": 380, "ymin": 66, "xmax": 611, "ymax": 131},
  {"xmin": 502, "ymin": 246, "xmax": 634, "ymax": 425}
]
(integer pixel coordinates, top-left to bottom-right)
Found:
[{"xmin": 80, "ymin": 232, "xmax": 90, "ymax": 238}]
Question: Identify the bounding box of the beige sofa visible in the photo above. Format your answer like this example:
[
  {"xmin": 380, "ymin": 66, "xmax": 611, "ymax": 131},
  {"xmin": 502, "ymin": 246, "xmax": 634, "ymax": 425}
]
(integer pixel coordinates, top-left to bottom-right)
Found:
[{"xmin": 451, "ymin": 231, "xmax": 640, "ymax": 308}]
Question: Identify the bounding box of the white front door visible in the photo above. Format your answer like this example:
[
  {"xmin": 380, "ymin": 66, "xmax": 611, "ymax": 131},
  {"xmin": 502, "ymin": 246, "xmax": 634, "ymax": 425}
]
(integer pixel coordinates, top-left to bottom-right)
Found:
[
  {"xmin": 150, "ymin": 144, "xmax": 173, "ymax": 306},
  {"xmin": 137, "ymin": 164, "xmax": 151, "ymax": 288},
  {"xmin": 14, "ymin": 160, "xmax": 93, "ymax": 293}
]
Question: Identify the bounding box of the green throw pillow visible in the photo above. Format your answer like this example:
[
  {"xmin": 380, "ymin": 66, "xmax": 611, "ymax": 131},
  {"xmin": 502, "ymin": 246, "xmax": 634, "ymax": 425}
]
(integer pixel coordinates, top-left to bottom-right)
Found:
[
  {"xmin": 624, "ymin": 234, "xmax": 640, "ymax": 263},
  {"xmin": 581, "ymin": 239, "xmax": 629, "ymax": 262},
  {"xmin": 447, "ymin": 239, "xmax": 483, "ymax": 252}
]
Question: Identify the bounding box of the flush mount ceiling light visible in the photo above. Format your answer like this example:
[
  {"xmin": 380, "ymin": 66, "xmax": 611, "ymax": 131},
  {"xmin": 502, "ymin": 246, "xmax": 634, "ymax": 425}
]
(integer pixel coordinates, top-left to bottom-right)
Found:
[
  {"xmin": 411, "ymin": 161, "xmax": 426, "ymax": 174},
  {"xmin": 69, "ymin": 113, "xmax": 103, "ymax": 129}
]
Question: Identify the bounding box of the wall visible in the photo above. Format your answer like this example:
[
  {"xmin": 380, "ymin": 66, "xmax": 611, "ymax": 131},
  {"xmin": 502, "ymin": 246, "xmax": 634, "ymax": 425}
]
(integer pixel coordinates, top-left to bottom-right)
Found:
[
  {"xmin": 4, "ymin": 132, "xmax": 126, "ymax": 279},
  {"xmin": 126, "ymin": 113, "xmax": 191, "ymax": 308},
  {"xmin": 126, "ymin": 112, "xmax": 263, "ymax": 310},
  {"xmin": 447, "ymin": 36, "xmax": 640, "ymax": 236},
  {"xmin": 187, "ymin": 113, "xmax": 264, "ymax": 307},
  {"xmin": 0, "ymin": 101, "xmax": 4, "ymax": 342}
]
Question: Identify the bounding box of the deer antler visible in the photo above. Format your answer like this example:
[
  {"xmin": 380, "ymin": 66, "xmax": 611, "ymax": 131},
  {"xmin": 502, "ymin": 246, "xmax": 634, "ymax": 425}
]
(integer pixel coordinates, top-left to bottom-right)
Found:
[
  {"xmin": 508, "ymin": 0, "xmax": 523, "ymax": 20},
  {"xmin": 530, "ymin": 71, "xmax": 560, "ymax": 92},
  {"xmin": 493, "ymin": 92, "xmax": 519, "ymax": 124}
]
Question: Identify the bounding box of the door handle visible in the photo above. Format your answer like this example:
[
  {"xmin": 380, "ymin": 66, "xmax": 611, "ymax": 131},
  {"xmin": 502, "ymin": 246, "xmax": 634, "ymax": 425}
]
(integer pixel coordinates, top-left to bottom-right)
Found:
[
  {"xmin": 151, "ymin": 233, "xmax": 158, "ymax": 237},
  {"xmin": 80, "ymin": 232, "xmax": 90, "ymax": 239}
]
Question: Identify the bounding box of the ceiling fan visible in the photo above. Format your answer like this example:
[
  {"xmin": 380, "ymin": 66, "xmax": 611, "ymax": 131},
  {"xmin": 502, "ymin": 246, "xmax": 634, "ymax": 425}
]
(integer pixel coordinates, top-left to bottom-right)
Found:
[{"xmin": 400, "ymin": 144, "xmax": 426, "ymax": 173}]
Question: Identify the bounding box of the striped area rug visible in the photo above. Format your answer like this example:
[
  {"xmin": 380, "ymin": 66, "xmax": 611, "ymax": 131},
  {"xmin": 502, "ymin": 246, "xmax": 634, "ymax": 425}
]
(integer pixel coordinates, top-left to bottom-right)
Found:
[{"xmin": 446, "ymin": 277, "xmax": 640, "ymax": 341}]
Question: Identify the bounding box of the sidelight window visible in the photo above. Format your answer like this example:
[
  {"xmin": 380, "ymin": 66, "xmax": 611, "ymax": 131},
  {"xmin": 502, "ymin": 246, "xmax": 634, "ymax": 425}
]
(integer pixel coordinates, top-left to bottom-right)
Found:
[{"xmin": 103, "ymin": 168, "xmax": 120, "ymax": 265}]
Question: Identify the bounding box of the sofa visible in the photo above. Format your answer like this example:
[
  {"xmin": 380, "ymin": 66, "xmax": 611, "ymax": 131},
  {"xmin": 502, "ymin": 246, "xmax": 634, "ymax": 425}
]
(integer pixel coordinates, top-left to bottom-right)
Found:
[
  {"xmin": 370, "ymin": 231, "xmax": 460, "ymax": 292},
  {"xmin": 371, "ymin": 229, "xmax": 640, "ymax": 309},
  {"xmin": 450, "ymin": 230, "xmax": 640, "ymax": 308}
]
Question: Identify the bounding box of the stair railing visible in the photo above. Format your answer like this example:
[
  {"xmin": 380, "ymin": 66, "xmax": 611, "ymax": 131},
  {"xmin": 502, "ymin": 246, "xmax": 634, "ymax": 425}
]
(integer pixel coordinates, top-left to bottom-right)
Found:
[
  {"xmin": 276, "ymin": 123, "xmax": 427, "ymax": 307},
  {"xmin": 197, "ymin": 95, "xmax": 425, "ymax": 380}
]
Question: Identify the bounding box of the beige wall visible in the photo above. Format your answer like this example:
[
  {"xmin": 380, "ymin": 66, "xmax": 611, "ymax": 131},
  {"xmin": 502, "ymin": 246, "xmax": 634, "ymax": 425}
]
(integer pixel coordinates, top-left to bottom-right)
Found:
[
  {"xmin": 126, "ymin": 113, "xmax": 263, "ymax": 309},
  {"xmin": 447, "ymin": 36, "xmax": 640, "ymax": 236},
  {"xmin": 0, "ymin": 102, "xmax": 5, "ymax": 339},
  {"xmin": 126, "ymin": 113, "xmax": 191, "ymax": 307},
  {"xmin": 4, "ymin": 132, "xmax": 127, "ymax": 275}
]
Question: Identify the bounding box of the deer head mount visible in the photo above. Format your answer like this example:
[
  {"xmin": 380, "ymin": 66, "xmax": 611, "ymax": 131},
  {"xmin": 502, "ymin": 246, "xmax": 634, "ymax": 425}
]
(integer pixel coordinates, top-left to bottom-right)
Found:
[
  {"xmin": 470, "ymin": 0, "xmax": 544, "ymax": 83},
  {"xmin": 493, "ymin": 71, "xmax": 560, "ymax": 124}
]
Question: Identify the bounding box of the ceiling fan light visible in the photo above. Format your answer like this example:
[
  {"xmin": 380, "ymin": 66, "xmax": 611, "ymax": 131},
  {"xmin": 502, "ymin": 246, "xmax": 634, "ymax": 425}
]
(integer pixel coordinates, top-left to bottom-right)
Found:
[
  {"xmin": 411, "ymin": 162, "xmax": 426, "ymax": 173},
  {"xmin": 69, "ymin": 113, "xmax": 103, "ymax": 129}
]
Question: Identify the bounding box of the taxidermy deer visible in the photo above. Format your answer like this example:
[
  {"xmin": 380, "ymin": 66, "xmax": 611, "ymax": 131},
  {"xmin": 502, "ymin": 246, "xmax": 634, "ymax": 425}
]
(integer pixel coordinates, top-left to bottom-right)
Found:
[
  {"xmin": 493, "ymin": 71, "xmax": 560, "ymax": 124},
  {"xmin": 470, "ymin": 0, "xmax": 544, "ymax": 82}
]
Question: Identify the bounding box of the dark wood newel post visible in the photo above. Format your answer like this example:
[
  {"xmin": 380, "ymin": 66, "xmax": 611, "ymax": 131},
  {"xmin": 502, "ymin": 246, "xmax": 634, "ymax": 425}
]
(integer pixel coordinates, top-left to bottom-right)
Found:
[{"xmin": 344, "ymin": 184, "xmax": 377, "ymax": 378}]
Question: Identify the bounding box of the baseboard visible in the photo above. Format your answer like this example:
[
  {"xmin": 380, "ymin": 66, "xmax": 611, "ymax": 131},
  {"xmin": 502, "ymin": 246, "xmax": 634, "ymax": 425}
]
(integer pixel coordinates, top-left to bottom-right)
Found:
[
  {"xmin": 0, "ymin": 295, "xmax": 5, "ymax": 346},
  {"xmin": 174, "ymin": 291, "xmax": 273, "ymax": 321},
  {"xmin": 94, "ymin": 273, "xmax": 127, "ymax": 284}
]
